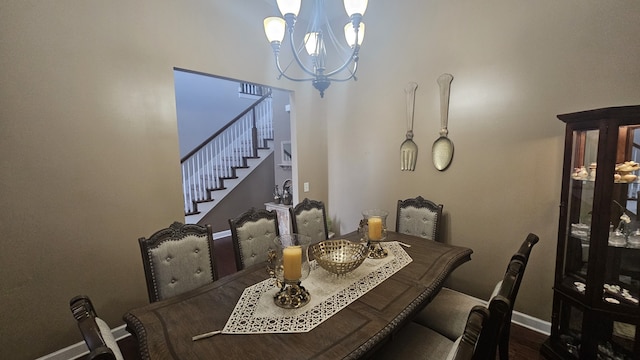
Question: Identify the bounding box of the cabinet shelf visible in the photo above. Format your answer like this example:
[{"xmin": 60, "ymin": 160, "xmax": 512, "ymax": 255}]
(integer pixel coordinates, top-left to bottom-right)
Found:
[{"xmin": 572, "ymin": 178, "xmax": 640, "ymax": 184}]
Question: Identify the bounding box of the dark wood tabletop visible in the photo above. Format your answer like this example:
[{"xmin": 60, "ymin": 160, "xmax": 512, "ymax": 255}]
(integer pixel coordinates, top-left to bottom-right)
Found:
[{"xmin": 123, "ymin": 231, "xmax": 473, "ymax": 360}]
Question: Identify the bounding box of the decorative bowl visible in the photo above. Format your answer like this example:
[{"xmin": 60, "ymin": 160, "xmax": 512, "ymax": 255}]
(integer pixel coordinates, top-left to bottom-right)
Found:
[{"xmin": 310, "ymin": 239, "xmax": 369, "ymax": 275}]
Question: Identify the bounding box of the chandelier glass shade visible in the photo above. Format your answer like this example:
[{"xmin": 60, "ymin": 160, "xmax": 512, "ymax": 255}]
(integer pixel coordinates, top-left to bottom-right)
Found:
[{"xmin": 263, "ymin": 0, "xmax": 368, "ymax": 97}]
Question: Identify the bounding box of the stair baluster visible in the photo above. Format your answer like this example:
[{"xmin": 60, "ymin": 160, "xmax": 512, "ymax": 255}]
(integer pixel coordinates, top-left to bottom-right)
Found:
[{"xmin": 181, "ymin": 91, "xmax": 273, "ymax": 215}]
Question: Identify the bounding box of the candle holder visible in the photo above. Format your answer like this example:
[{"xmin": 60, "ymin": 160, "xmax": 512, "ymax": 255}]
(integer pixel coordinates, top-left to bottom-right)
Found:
[
  {"xmin": 268, "ymin": 234, "xmax": 312, "ymax": 309},
  {"xmin": 361, "ymin": 209, "xmax": 389, "ymax": 259}
]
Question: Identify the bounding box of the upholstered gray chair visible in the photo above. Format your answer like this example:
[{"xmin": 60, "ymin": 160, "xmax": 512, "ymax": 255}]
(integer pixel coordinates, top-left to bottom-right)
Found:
[
  {"xmin": 371, "ymin": 304, "xmax": 492, "ymax": 360},
  {"xmin": 229, "ymin": 207, "xmax": 279, "ymax": 271},
  {"xmin": 413, "ymin": 233, "xmax": 539, "ymax": 360},
  {"xmin": 290, "ymin": 198, "xmax": 329, "ymax": 244},
  {"xmin": 395, "ymin": 196, "xmax": 444, "ymax": 241},
  {"xmin": 138, "ymin": 221, "xmax": 217, "ymax": 303},
  {"xmin": 70, "ymin": 295, "xmax": 124, "ymax": 360}
]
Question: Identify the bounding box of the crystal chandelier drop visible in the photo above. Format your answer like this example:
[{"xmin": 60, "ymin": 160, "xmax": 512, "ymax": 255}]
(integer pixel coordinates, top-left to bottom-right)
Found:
[{"xmin": 263, "ymin": 0, "xmax": 368, "ymax": 98}]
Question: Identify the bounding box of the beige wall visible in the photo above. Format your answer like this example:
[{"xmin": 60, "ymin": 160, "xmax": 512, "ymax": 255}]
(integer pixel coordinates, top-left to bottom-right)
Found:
[
  {"xmin": 0, "ymin": 1, "xmax": 320, "ymax": 358},
  {"xmin": 325, "ymin": 0, "xmax": 640, "ymax": 322},
  {"xmin": 1, "ymin": 0, "xmax": 639, "ymax": 358}
]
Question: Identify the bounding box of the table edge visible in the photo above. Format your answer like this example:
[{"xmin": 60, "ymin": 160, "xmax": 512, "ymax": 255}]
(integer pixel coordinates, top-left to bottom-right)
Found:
[{"xmin": 345, "ymin": 247, "xmax": 473, "ymax": 359}]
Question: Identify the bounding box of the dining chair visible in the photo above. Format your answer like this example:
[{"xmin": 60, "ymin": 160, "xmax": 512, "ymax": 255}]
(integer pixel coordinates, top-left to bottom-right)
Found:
[
  {"xmin": 290, "ymin": 198, "xmax": 329, "ymax": 244},
  {"xmin": 451, "ymin": 306, "xmax": 492, "ymax": 360},
  {"xmin": 395, "ymin": 196, "xmax": 444, "ymax": 241},
  {"xmin": 371, "ymin": 304, "xmax": 493, "ymax": 360},
  {"xmin": 138, "ymin": 221, "xmax": 217, "ymax": 303},
  {"xmin": 228, "ymin": 207, "xmax": 279, "ymax": 271},
  {"xmin": 413, "ymin": 232, "xmax": 540, "ymax": 360},
  {"xmin": 69, "ymin": 295, "xmax": 124, "ymax": 360}
]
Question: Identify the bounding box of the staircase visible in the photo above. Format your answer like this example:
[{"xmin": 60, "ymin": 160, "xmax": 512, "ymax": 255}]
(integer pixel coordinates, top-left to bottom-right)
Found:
[{"xmin": 182, "ymin": 90, "xmax": 273, "ymax": 224}]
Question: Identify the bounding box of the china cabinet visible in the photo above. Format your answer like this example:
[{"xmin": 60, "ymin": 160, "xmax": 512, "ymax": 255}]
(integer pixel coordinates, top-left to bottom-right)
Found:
[{"xmin": 542, "ymin": 106, "xmax": 640, "ymax": 360}]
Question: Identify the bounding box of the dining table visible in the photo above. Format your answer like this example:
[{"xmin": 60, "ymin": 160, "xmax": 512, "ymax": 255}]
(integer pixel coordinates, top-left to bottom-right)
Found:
[{"xmin": 123, "ymin": 231, "xmax": 473, "ymax": 360}]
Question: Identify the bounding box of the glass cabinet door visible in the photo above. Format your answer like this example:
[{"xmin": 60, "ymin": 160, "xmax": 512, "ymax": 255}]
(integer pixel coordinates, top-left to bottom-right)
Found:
[
  {"xmin": 564, "ymin": 129, "xmax": 599, "ymax": 295},
  {"xmin": 604, "ymin": 125, "xmax": 640, "ymax": 313},
  {"xmin": 594, "ymin": 124, "xmax": 639, "ymax": 360},
  {"xmin": 553, "ymin": 297, "xmax": 584, "ymax": 357},
  {"xmin": 560, "ymin": 125, "xmax": 640, "ymax": 359}
]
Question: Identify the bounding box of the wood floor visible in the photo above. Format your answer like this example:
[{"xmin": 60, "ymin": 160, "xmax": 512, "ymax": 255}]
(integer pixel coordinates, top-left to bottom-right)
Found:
[{"xmin": 111, "ymin": 236, "xmax": 549, "ymax": 360}]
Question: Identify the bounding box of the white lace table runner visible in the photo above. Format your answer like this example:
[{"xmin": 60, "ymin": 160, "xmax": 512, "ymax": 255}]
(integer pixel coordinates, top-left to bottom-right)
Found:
[{"xmin": 222, "ymin": 242, "xmax": 412, "ymax": 334}]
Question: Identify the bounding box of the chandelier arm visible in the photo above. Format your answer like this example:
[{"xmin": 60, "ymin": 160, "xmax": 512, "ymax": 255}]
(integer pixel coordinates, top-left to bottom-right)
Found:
[
  {"xmin": 273, "ymin": 52, "xmax": 316, "ymax": 82},
  {"xmin": 279, "ymin": 72, "xmax": 317, "ymax": 82},
  {"xmin": 326, "ymin": 60, "xmax": 359, "ymax": 82},
  {"xmin": 285, "ymin": 27, "xmax": 318, "ymax": 78},
  {"xmin": 323, "ymin": 43, "xmax": 360, "ymax": 78}
]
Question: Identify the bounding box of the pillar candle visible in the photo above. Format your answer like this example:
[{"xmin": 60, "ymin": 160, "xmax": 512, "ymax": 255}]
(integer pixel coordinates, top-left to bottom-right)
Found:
[
  {"xmin": 368, "ymin": 217, "xmax": 383, "ymax": 240},
  {"xmin": 283, "ymin": 245, "xmax": 302, "ymax": 281}
]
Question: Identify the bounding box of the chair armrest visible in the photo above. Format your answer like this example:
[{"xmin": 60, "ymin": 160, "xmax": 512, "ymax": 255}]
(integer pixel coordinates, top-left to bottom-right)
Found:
[
  {"xmin": 76, "ymin": 316, "xmax": 123, "ymax": 360},
  {"xmin": 77, "ymin": 317, "xmax": 107, "ymax": 352},
  {"xmin": 94, "ymin": 317, "xmax": 124, "ymax": 360}
]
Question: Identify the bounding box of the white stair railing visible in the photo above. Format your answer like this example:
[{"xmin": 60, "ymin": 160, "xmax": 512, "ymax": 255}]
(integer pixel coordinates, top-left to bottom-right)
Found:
[
  {"xmin": 181, "ymin": 91, "xmax": 273, "ymax": 215},
  {"xmin": 239, "ymin": 83, "xmax": 270, "ymax": 97}
]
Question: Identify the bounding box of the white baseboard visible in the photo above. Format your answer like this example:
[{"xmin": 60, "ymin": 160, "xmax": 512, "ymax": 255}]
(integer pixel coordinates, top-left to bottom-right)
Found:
[
  {"xmin": 512, "ymin": 309, "xmax": 551, "ymax": 335},
  {"xmin": 36, "ymin": 324, "xmax": 130, "ymax": 360},
  {"xmin": 471, "ymin": 295, "xmax": 551, "ymax": 335}
]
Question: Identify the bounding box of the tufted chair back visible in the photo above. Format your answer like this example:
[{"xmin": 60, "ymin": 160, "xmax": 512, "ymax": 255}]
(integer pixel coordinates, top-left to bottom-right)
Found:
[
  {"xmin": 70, "ymin": 295, "xmax": 124, "ymax": 360},
  {"xmin": 395, "ymin": 196, "xmax": 444, "ymax": 241},
  {"xmin": 290, "ymin": 198, "xmax": 329, "ymax": 244},
  {"xmin": 229, "ymin": 207, "xmax": 279, "ymax": 271},
  {"xmin": 138, "ymin": 222, "xmax": 217, "ymax": 303}
]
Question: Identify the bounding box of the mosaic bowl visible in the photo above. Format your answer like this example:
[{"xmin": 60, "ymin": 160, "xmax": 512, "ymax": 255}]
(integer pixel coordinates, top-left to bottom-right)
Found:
[{"xmin": 310, "ymin": 239, "xmax": 369, "ymax": 275}]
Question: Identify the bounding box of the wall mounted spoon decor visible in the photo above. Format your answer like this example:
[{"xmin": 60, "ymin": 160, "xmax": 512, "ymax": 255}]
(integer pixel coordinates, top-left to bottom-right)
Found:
[
  {"xmin": 401, "ymin": 82, "xmax": 419, "ymax": 171},
  {"xmin": 432, "ymin": 73, "xmax": 454, "ymax": 171}
]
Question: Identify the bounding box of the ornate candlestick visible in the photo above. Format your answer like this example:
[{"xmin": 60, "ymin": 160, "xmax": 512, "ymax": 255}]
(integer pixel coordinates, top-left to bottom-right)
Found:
[
  {"xmin": 361, "ymin": 209, "xmax": 389, "ymax": 259},
  {"xmin": 269, "ymin": 234, "xmax": 312, "ymax": 309}
]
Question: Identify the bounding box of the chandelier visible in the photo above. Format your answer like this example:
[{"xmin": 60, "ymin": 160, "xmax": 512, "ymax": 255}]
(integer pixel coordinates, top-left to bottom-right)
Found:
[{"xmin": 263, "ymin": 0, "xmax": 368, "ymax": 98}]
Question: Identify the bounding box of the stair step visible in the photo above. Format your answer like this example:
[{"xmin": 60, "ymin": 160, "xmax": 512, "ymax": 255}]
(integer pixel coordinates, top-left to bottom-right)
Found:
[
  {"xmin": 184, "ymin": 139, "xmax": 274, "ymax": 221},
  {"xmin": 195, "ymin": 198, "xmax": 215, "ymax": 204}
]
